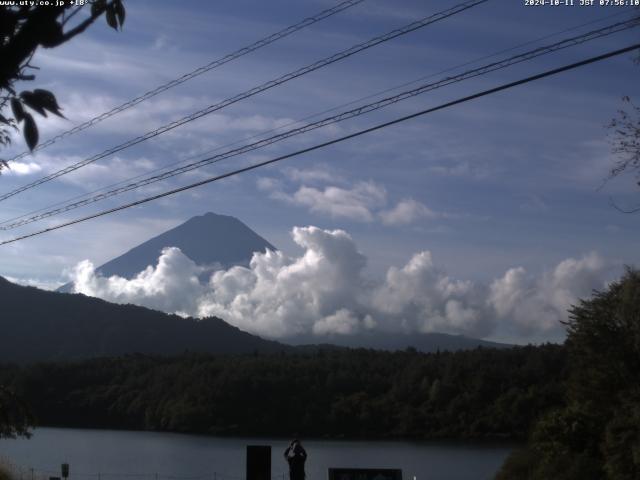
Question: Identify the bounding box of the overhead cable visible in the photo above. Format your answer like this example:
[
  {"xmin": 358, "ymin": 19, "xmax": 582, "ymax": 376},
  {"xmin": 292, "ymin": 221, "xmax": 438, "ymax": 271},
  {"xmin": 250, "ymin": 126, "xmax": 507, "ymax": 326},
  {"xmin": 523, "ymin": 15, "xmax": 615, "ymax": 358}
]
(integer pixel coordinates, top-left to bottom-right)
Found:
[
  {"xmin": 2, "ymin": 16, "xmax": 637, "ymax": 230},
  {"xmin": 6, "ymin": 0, "xmax": 366, "ymax": 163},
  {"xmin": 0, "ymin": 0, "xmax": 489, "ymax": 203},
  {"xmin": 2, "ymin": 42, "xmax": 637, "ymax": 246}
]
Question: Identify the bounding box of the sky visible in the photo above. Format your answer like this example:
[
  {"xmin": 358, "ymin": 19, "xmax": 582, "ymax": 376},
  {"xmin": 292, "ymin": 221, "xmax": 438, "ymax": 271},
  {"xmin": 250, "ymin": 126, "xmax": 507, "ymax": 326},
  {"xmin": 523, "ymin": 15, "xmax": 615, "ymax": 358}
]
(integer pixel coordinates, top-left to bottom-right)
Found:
[{"xmin": 1, "ymin": 0, "xmax": 639, "ymax": 344}]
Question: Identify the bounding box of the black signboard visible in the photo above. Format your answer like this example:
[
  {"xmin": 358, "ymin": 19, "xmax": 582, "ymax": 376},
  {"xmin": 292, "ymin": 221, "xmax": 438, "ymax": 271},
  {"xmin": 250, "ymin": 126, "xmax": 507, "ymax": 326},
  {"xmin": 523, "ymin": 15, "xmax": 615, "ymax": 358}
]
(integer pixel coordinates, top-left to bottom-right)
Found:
[
  {"xmin": 246, "ymin": 445, "xmax": 271, "ymax": 480},
  {"xmin": 328, "ymin": 468, "xmax": 402, "ymax": 480}
]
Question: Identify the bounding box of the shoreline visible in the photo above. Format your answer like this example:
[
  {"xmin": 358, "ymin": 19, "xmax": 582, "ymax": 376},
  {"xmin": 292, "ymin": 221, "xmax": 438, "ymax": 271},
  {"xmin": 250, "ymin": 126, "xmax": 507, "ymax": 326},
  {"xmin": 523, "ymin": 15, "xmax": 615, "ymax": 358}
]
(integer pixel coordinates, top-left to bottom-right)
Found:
[{"xmin": 5, "ymin": 425, "xmax": 524, "ymax": 447}]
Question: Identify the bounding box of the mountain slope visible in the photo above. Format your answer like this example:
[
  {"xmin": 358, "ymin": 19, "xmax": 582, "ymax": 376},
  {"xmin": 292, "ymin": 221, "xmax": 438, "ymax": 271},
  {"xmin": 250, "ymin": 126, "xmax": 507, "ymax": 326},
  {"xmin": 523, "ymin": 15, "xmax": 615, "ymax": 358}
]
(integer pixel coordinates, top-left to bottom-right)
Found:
[
  {"xmin": 288, "ymin": 331, "xmax": 512, "ymax": 352},
  {"xmin": 99, "ymin": 212, "xmax": 275, "ymax": 278},
  {"xmin": 0, "ymin": 276, "xmax": 512, "ymax": 363},
  {"xmin": 59, "ymin": 212, "xmax": 275, "ymax": 292},
  {"xmin": 0, "ymin": 277, "xmax": 289, "ymax": 363}
]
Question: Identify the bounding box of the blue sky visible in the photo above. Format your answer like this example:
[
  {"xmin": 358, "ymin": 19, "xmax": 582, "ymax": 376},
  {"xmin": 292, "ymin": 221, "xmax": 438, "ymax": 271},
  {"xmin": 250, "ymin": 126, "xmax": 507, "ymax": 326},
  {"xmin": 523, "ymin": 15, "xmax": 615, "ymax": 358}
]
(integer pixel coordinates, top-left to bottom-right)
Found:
[{"xmin": 1, "ymin": 0, "xmax": 639, "ymax": 343}]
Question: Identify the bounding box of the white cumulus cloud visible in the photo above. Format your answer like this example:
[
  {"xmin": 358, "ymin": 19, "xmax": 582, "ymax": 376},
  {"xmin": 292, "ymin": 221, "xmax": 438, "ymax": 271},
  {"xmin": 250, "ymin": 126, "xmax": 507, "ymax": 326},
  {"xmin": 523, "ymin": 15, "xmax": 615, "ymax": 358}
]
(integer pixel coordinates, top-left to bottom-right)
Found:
[
  {"xmin": 283, "ymin": 166, "xmax": 339, "ymax": 184},
  {"xmin": 71, "ymin": 247, "xmax": 206, "ymax": 316},
  {"xmin": 379, "ymin": 199, "xmax": 438, "ymax": 225},
  {"xmin": 371, "ymin": 251, "xmax": 493, "ymax": 337},
  {"xmin": 284, "ymin": 182, "xmax": 387, "ymax": 222},
  {"xmin": 3, "ymin": 161, "xmax": 42, "ymax": 176},
  {"xmin": 67, "ymin": 228, "xmax": 618, "ymax": 343},
  {"xmin": 259, "ymin": 174, "xmax": 441, "ymax": 226},
  {"xmin": 488, "ymin": 252, "xmax": 613, "ymax": 337}
]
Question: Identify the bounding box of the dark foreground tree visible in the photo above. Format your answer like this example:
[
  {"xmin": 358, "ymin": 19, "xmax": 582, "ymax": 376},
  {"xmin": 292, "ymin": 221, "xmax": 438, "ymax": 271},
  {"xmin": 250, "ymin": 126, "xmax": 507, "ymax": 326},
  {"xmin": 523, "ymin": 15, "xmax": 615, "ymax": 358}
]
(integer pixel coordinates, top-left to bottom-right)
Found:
[
  {"xmin": 0, "ymin": 0, "xmax": 125, "ymax": 168},
  {"xmin": 0, "ymin": 384, "xmax": 32, "ymax": 438},
  {"xmin": 609, "ymin": 96, "xmax": 640, "ymax": 206},
  {"xmin": 496, "ymin": 269, "xmax": 640, "ymax": 480},
  {"xmin": 606, "ymin": 47, "xmax": 640, "ymax": 211}
]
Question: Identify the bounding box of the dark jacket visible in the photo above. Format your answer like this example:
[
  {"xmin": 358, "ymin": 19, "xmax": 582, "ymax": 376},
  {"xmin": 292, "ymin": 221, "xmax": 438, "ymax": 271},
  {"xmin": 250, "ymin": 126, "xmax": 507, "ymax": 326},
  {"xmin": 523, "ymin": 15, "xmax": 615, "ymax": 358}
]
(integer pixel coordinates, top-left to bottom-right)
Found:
[{"xmin": 284, "ymin": 442, "xmax": 307, "ymax": 480}]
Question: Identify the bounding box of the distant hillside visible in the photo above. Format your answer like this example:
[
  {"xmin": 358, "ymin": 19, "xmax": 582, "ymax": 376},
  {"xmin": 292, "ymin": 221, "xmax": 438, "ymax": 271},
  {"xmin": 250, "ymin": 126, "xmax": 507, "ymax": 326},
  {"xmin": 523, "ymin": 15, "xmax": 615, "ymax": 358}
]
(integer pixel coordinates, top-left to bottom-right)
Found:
[
  {"xmin": 0, "ymin": 277, "xmax": 289, "ymax": 363},
  {"xmin": 51, "ymin": 211, "xmax": 510, "ymax": 354},
  {"xmin": 0, "ymin": 345, "xmax": 566, "ymax": 438},
  {"xmin": 0, "ymin": 275, "xmax": 512, "ymax": 363},
  {"xmin": 288, "ymin": 331, "xmax": 512, "ymax": 352},
  {"xmin": 59, "ymin": 212, "xmax": 275, "ymax": 292}
]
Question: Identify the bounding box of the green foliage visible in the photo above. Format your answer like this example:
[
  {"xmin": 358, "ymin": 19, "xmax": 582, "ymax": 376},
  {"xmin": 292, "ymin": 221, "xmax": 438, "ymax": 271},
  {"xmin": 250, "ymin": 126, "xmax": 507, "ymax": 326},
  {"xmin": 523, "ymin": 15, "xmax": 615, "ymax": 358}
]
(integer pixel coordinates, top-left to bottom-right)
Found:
[
  {"xmin": 0, "ymin": 344, "xmax": 566, "ymax": 440},
  {"xmin": 496, "ymin": 269, "xmax": 640, "ymax": 479},
  {"xmin": 602, "ymin": 400, "xmax": 640, "ymax": 479},
  {"xmin": 0, "ymin": 1, "xmax": 125, "ymax": 159}
]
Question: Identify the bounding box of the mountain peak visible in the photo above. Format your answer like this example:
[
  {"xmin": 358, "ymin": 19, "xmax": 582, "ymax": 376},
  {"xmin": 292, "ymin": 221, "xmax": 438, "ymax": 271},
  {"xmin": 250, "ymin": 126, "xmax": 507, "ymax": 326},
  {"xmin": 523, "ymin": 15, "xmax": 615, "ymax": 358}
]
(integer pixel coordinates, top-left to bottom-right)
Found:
[
  {"xmin": 99, "ymin": 212, "xmax": 275, "ymax": 278},
  {"xmin": 191, "ymin": 211, "xmax": 237, "ymax": 222},
  {"xmin": 59, "ymin": 213, "xmax": 275, "ymax": 291}
]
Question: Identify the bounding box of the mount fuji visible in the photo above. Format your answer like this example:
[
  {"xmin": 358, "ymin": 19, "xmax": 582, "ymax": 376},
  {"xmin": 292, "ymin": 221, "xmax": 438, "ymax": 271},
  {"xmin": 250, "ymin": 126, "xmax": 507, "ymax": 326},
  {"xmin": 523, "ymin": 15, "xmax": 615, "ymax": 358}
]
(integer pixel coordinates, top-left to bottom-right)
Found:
[{"xmin": 59, "ymin": 212, "xmax": 274, "ymax": 292}]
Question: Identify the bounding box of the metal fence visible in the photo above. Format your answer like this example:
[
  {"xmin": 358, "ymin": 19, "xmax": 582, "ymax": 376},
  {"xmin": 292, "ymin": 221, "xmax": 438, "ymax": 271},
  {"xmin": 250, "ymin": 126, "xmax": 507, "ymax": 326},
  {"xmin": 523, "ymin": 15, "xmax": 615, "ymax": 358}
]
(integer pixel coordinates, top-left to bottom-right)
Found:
[{"xmin": 0, "ymin": 458, "xmax": 289, "ymax": 480}]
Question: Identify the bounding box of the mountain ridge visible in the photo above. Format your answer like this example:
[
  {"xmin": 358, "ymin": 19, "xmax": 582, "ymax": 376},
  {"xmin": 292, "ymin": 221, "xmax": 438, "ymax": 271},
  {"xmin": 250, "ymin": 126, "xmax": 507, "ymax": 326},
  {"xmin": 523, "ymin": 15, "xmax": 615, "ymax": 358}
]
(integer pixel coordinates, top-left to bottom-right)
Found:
[
  {"xmin": 0, "ymin": 276, "xmax": 290, "ymax": 363},
  {"xmin": 5, "ymin": 211, "xmax": 516, "ymax": 361},
  {"xmin": 58, "ymin": 212, "xmax": 275, "ymax": 292},
  {"xmin": 0, "ymin": 275, "xmax": 512, "ymax": 363},
  {"xmin": 288, "ymin": 331, "xmax": 511, "ymax": 352}
]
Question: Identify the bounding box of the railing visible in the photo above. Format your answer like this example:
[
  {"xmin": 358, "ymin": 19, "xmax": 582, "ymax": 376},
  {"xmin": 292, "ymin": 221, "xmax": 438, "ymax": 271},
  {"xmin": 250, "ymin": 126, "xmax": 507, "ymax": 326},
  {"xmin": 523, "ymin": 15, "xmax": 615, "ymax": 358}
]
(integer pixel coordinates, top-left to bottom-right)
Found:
[{"xmin": 0, "ymin": 458, "xmax": 289, "ymax": 480}]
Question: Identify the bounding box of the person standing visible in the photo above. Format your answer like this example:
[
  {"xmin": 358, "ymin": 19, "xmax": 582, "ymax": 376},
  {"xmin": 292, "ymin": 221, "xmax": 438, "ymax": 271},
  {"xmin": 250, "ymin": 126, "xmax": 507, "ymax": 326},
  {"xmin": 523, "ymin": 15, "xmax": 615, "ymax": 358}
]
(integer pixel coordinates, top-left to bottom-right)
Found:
[{"xmin": 284, "ymin": 439, "xmax": 307, "ymax": 480}]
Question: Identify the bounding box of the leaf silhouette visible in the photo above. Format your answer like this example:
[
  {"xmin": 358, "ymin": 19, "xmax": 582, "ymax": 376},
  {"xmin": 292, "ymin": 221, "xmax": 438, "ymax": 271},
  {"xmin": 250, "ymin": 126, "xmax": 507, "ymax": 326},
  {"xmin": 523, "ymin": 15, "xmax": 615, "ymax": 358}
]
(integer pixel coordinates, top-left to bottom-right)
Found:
[
  {"xmin": 20, "ymin": 91, "xmax": 48, "ymax": 117},
  {"xmin": 23, "ymin": 113, "xmax": 39, "ymax": 151},
  {"xmin": 114, "ymin": 0, "xmax": 125, "ymax": 28},
  {"xmin": 106, "ymin": 5, "xmax": 118, "ymax": 30},
  {"xmin": 33, "ymin": 89, "xmax": 65, "ymax": 118},
  {"xmin": 11, "ymin": 98, "xmax": 25, "ymax": 123}
]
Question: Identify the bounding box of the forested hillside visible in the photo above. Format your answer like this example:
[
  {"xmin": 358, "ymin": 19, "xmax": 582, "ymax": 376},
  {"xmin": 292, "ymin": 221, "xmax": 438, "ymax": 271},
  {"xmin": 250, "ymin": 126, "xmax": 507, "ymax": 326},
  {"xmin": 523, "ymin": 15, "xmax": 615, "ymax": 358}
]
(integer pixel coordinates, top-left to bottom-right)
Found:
[
  {"xmin": 0, "ymin": 345, "xmax": 565, "ymax": 440},
  {"xmin": 0, "ymin": 276, "xmax": 289, "ymax": 362}
]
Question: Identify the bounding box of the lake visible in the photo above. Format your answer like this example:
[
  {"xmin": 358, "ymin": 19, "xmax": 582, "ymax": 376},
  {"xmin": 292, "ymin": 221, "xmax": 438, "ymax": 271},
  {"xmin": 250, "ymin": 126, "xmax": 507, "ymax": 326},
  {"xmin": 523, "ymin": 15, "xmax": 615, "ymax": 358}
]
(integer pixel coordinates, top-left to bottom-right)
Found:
[{"xmin": 0, "ymin": 428, "xmax": 513, "ymax": 480}]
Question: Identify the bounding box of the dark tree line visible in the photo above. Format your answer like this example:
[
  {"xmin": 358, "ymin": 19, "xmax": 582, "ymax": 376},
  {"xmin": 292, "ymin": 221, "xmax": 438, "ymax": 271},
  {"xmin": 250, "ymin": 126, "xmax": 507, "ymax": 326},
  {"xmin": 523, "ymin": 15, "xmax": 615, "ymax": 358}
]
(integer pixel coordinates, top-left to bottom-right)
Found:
[
  {"xmin": 0, "ymin": 344, "xmax": 566, "ymax": 441},
  {"xmin": 2, "ymin": 269, "xmax": 637, "ymax": 480},
  {"xmin": 0, "ymin": 384, "xmax": 32, "ymax": 439}
]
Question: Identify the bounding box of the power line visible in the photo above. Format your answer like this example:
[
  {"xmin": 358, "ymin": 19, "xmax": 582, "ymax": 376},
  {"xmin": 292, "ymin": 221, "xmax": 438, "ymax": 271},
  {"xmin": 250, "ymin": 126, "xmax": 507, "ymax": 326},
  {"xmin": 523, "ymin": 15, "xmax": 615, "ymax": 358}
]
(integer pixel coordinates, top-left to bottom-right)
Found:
[
  {"xmin": 3, "ymin": 9, "xmax": 630, "ymax": 229},
  {"xmin": 0, "ymin": 0, "xmax": 489, "ymax": 203},
  {"xmin": 3, "ymin": 7, "xmax": 632, "ymax": 230},
  {"xmin": 2, "ymin": 16, "xmax": 637, "ymax": 230},
  {"xmin": 2, "ymin": 42, "xmax": 637, "ymax": 247},
  {"xmin": 6, "ymin": 0, "xmax": 366, "ymax": 163}
]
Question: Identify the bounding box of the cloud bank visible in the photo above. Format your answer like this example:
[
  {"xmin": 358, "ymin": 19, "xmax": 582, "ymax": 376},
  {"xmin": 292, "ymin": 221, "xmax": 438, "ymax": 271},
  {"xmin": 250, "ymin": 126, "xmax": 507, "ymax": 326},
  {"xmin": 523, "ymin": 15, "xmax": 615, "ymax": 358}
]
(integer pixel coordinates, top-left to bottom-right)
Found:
[
  {"xmin": 69, "ymin": 226, "xmax": 617, "ymax": 342},
  {"xmin": 258, "ymin": 174, "xmax": 439, "ymax": 226}
]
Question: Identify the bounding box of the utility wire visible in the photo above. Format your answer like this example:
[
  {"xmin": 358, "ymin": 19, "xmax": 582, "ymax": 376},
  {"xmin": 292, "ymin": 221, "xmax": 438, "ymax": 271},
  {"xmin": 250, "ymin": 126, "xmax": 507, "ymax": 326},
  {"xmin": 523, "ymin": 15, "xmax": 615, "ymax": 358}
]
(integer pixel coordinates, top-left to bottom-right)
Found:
[
  {"xmin": 2, "ymin": 16, "xmax": 637, "ymax": 231},
  {"xmin": 0, "ymin": 0, "xmax": 489, "ymax": 203},
  {"xmin": 5, "ymin": 0, "xmax": 366, "ymax": 163},
  {"xmin": 2, "ymin": 7, "xmax": 632, "ymax": 229},
  {"xmin": 5, "ymin": 6, "xmax": 633, "ymax": 235},
  {"xmin": 2, "ymin": 42, "xmax": 637, "ymax": 247}
]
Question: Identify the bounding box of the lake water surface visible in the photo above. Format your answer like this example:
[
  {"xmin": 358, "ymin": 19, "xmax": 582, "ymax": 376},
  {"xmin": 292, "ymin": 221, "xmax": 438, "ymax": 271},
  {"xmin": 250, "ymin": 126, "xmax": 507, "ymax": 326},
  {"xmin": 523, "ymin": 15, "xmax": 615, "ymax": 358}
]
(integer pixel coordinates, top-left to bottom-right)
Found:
[{"xmin": 0, "ymin": 428, "xmax": 513, "ymax": 480}]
